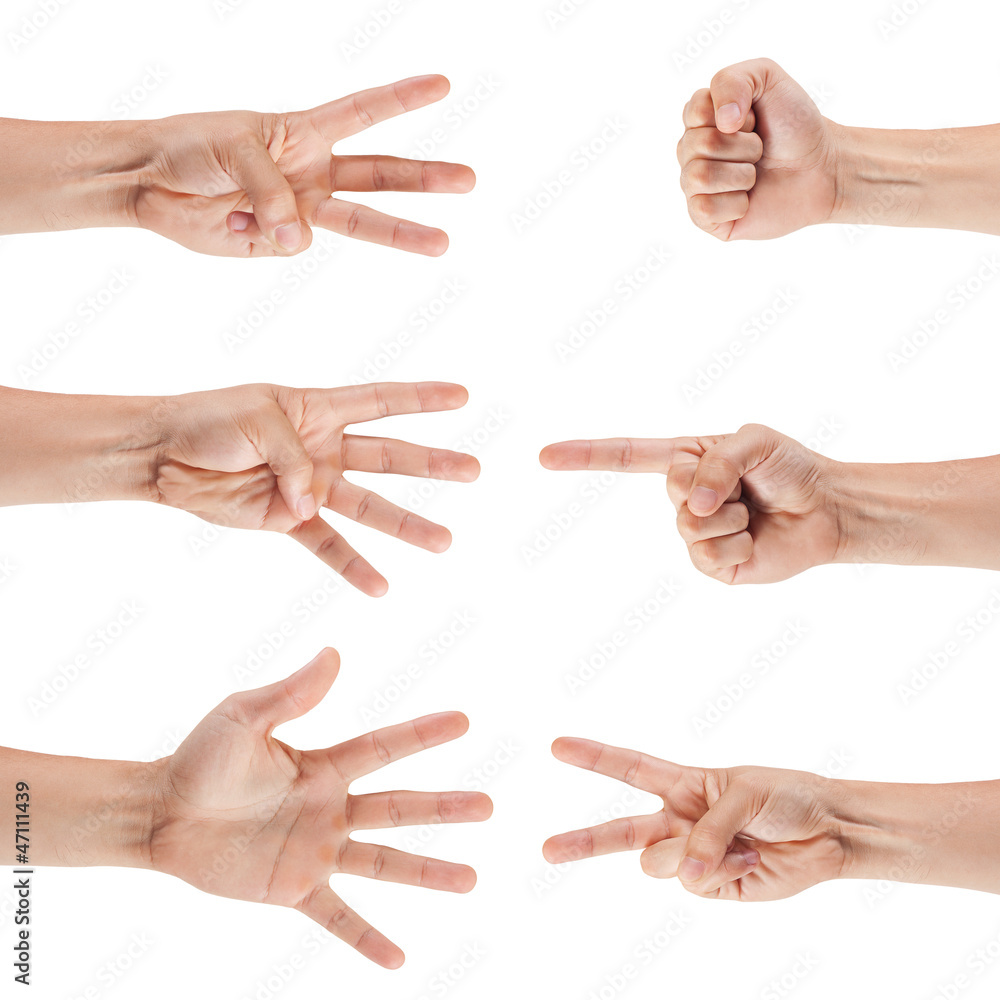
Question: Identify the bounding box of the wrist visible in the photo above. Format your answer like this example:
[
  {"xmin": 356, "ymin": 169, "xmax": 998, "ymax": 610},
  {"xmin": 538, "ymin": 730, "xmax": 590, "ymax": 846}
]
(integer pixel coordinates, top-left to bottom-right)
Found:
[
  {"xmin": 62, "ymin": 393, "xmax": 176, "ymax": 505},
  {"xmin": 0, "ymin": 119, "xmax": 156, "ymax": 233},
  {"xmin": 828, "ymin": 778, "xmax": 926, "ymax": 884}
]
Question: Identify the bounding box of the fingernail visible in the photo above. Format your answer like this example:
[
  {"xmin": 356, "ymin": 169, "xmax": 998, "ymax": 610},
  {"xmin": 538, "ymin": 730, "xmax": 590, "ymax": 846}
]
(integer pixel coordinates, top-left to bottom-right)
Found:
[
  {"xmin": 275, "ymin": 222, "xmax": 301, "ymax": 250},
  {"xmin": 741, "ymin": 848, "xmax": 760, "ymax": 866},
  {"xmin": 296, "ymin": 495, "xmax": 315, "ymax": 520},
  {"xmin": 717, "ymin": 102, "xmax": 742, "ymax": 129},
  {"xmin": 689, "ymin": 486, "xmax": 718, "ymax": 514},
  {"xmin": 678, "ymin": 857, "xmax": 705, "ymax": 883},
  {"xmin": 229, "ymin": 212, "xmax": 249, "ymax": 232}
]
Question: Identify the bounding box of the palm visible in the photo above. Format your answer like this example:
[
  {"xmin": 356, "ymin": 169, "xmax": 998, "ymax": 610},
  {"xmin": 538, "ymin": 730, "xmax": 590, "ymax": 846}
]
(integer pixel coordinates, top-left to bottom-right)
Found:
[
  {"xmin": 729, "ymin": 80, "xmax": 836, "ymax": 241},
  {"xmin": 149, "ymin": 651, "xmax": 489, "ymax": 968},
  {"xmin": 134, "ymin": 76, "xmax": 474, "ymax": 257}
]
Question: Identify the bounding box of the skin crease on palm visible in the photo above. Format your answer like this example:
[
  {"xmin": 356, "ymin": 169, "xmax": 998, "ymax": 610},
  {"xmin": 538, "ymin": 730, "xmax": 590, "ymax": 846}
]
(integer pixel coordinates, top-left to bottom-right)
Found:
[
  {"xmin": 130, "ymin": 75, "xmax": 476, "ymax": 257},
  {"xmin": 150, "ymin": 648, "xmax": 492, "ymax": 969}
]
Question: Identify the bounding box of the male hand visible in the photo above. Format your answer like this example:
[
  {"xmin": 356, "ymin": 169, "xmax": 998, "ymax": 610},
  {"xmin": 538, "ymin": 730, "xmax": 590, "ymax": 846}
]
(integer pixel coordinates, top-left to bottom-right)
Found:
[
  {"xmin": 150, "ymin": 648, "xmax": 491, "ymax": 968},
  {"xmin": 677, "ymin": 58, "xmax": 841, "ymax": 240},
  {"xmin": 134, "ymin": 75, "xmax": 474, "ymax": 256}
]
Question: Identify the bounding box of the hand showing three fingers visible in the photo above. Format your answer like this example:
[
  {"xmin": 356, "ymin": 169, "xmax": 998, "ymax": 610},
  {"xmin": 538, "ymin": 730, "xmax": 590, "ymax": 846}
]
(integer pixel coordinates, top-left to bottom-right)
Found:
[
  {"xmin": 540, "ymin": 426, "xmax": 843, "ymax": 584},
  {"xmin": 543, "ymin": 737, "xmax": 846, "ymax": 901},
  {"xmin": 135, "ymin": 75, "xmax": 474, "ymax": 257},
  {"xmin": 149, "ymin": 648, "xmax": 491, "ymax": 968},
  {"xmin": 156, "ymin": 380, "xmax": 479, "ymax": 596},
  {"xmin": 677, "ymin": 58, "xmax": 840, "ymax": 240}
]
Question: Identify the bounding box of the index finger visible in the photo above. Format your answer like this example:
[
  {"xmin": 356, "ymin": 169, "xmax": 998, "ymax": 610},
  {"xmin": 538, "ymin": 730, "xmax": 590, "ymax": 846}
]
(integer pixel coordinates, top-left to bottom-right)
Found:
[
  {"xmin": 329, "ymin": 711, "xmax": 470, "ymax": 781},
  {"xmin": 309, "ymin": 75, "xmax": 451, "ymax": 141},
  {"xmin": 551, "ymin": 737, "xmax": 680, "ymax": 795},
  {"xmin": 539, "ymin": 437, "xmax": 724, "ymax": 474},
  {"xmin": 335, "ymin": 381, "xmax": 469, "ymax": 424}
]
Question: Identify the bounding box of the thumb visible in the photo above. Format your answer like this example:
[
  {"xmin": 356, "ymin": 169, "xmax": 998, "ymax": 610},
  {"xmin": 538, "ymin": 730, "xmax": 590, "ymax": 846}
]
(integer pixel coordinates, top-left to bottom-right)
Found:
[
  {"xmin": 231, "ymin": 647, "xmax": 341, "ymax": 732},
  {"xmin": 250, "ymin": 403, "xmax": 317, "ymax": 521},
  {"xmin": 228, "ymin": 141, "xmax": 304, "ymax": 253},
  {"xmin": 709, "ymin": 57, "xmax": 782, "ymax": 133},
  {"xmin": 687, "ymin": 423, "xmax": 775, "ymax": 516},
  {"xmin": 677, "ymin": 780, "xmax": 757, "ymax": 888}
]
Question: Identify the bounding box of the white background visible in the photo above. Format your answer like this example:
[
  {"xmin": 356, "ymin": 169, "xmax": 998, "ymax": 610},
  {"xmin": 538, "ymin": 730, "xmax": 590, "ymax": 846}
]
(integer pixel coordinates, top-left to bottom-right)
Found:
[{"xmin": 3, "ymin": 0, "xmax": 1000, "ymax": 997}]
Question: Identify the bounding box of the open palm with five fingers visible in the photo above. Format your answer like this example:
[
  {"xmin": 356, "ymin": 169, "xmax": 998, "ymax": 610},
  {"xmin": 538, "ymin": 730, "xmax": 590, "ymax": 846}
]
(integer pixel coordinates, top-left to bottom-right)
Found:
[
  {"xmin": 540, "ymin": 425, "xmax": 844, "ymax": 584},
  {"xmin": 677, "ymin": 58, "xmax": 840, "ymax": 240},
  {"xmin": 149, "ymin": 648, "xmax": 492, "ymax": 969},
  {"xmin": 135, "ymin": 75, "xmax": 475, "ymax": 257},
  {"xmin": 156, "ymin": 380, "xmax": 479, "ymax": 596},
  {"xmin": 543, "ymin": 737, "xmax": 846, "ymax": 901}
]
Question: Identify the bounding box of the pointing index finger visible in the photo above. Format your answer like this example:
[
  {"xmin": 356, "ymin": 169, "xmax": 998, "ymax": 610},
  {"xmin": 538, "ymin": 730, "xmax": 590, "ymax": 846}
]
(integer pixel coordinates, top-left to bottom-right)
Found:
[
  {"xmin": 309, "ymin": 75, "xmax": 451, "ymax": 141},
  {"xmin": 335, "ymin": 381, "xmax": 469, "ymax": 424}
]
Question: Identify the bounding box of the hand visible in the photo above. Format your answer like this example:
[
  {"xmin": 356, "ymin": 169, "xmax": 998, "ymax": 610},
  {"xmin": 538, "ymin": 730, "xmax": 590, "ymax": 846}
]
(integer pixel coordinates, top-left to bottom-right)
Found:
[
  {"xmin": 543, "ymin": 737, "xmax": 846, "ymax": 901},
  {"xmin": 677, "ymin": 58, "xmax": 842, "ymax": 240},
  {"xmin": 156, "ymin": 380, "xmax": 479, "ymax": 596},
  {"xmin": 539, "ymin": 425, "xmax": 843, "ymax": 584},
  {"xmin": 149, "ymin": 648, "xmax": 491, "ymax": 968},
  {"xmin": 134, "ymin": 75, "xmax": 475, "ymax": 257}
]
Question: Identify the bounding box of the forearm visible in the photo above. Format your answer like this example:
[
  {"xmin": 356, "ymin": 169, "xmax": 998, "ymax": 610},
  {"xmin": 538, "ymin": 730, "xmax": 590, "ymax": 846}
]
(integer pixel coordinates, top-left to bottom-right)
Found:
[
  {"xmin": 0, "ymin": 118, "xmax": 153, "ymax": 234},
  {"xmin": 1, "ymin": 748, "xmax": 163, "ymax": 869},
  {"xmin": 834, "ymin": 777, "xmax": 1000, "ymax": 893},
  {"xmin": 829, "ymin": 122, "xmax": 1000, "ymax": 234},
  {"xmin": 827, "ymin": 455, "xmax": 1000, "ymax": 569},
  {"xmin": 0, "ymin": 387, "xmax": 170, "ymax": 505}
]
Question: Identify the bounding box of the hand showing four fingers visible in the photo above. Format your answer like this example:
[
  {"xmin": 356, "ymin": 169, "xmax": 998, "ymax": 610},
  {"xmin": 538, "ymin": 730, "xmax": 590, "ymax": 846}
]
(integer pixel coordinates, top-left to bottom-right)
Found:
[
  {"xmin": 155, "ymin": 380, "xmax": 478, "ymax": 596},
  {"xmin": 149, "ymin": 648, "xmax": 491, "ymax": 968},
  {"xmin": 543, "ymin": 737, "xmax": 845, "ymax": 901},
  {"xmin": 540, "ymin": 425, "xmax": 843, "ymax": 584},
  {"xmin": 135, "ymin": 75, "xmax": 475, "ymax": 257}
]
